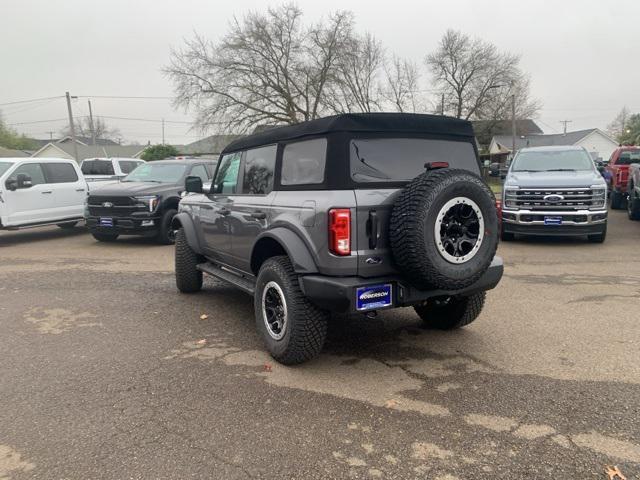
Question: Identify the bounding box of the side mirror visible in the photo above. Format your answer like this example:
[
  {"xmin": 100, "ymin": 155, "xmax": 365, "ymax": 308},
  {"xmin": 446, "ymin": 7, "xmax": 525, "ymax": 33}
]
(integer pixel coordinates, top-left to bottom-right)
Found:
[
  {"xmin": 185, "ymin": 175, "xmax": 203, "ymax": 194},
  {"xmin": 17, "ymin": 173, "xmax": 33, "ymax": 189},
  {"xmin": 202, "ymin": 181, "xmax": 212, "ymax": 194},
  {"xmin": 5, "ymin": 179, "xmax": 18, "ymax": 191}
]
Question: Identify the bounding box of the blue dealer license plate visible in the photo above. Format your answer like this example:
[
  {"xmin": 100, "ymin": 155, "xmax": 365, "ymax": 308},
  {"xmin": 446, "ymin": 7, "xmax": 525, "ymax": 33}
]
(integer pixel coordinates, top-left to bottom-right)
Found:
[
  {"xmin": 356, "ymin": 284, "xmax": 392, "ymax": 311},
  {"xmin": 544, "ymin": 216, "xmax": 562, "ymax": 225},
  {"xmin": 99, "ymin": 217, "xmax": 114, "ymax": 227}
]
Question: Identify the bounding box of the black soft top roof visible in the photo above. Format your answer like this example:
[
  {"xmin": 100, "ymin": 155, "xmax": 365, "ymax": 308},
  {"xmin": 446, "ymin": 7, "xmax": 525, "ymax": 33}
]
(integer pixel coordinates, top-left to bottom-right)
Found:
[{"xmin": 222, "ymin": 113, "xmax": 474, "ymax": 154}]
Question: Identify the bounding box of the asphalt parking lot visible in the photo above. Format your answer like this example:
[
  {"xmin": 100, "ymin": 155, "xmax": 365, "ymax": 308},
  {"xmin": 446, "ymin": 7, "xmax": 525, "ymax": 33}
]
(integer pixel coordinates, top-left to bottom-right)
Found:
[{"xmin": 1, "ymin": 210, "xmax": 639, "ymax": 479}]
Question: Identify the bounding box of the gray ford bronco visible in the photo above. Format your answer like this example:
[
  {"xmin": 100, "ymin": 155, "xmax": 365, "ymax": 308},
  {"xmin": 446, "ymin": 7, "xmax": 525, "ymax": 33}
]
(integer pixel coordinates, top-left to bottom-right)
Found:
[{"xmin": 173, "ymin": 113, "xmax": 503, "ymax": 364}]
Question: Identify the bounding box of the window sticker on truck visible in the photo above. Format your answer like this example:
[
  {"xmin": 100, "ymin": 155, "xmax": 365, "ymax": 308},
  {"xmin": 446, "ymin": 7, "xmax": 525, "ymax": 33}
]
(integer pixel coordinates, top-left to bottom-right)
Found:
[{"xmin": 356, "ymin": 284, "xmax": 392, "ymax": 311}]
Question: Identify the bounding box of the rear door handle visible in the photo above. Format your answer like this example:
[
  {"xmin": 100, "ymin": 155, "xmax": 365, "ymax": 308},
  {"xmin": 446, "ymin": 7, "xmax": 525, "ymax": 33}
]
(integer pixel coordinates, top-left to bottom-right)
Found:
[
  {"xmin": 76, "ymin": 188, "xmax": 85, "ymax": 192},
  {"xmin": 250, "ymin": 211, "xmax": 266, "ymax": 219},
  {"xmin": 41, "ymin": 191, "xmax": 52, "ymax": 194}
]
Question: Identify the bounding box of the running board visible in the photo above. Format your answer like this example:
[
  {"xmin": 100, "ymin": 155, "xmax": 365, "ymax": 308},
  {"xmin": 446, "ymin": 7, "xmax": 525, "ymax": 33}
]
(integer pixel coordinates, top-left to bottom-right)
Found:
[{"xmin": 197, "ymin": 262, "xmax": 256, "ymax": 295}]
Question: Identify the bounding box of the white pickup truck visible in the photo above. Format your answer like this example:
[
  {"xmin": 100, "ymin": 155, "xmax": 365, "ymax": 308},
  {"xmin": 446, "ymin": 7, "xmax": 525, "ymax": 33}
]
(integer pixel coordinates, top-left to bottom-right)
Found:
[
  {"xmin": 0, "ymin": 157, "xmax": 87, "ymax": 230},
  {"xmin": 80, "ymin": 157, "xmax": 145, "ymax": 184}
]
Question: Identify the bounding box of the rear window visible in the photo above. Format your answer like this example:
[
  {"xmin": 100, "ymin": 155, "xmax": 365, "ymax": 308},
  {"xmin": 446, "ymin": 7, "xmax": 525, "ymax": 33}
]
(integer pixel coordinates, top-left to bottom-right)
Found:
[
  {"xmin": 118, "ymin": 160, "xmax": 142, "ymax": 174},
  {"xmin": 350, "ymin": 138, "xmax": 479, "ymax": 182},
  {"xmin": 81, "ymin": 160, "xmax": 115, "ymax": 176},
  {"xmin": 43, "ymin": 163, "xmax": 79, "ymax": 183},
  {"xmin": 617, "ymin": 151, "xmax": 640, "ymax": 165}
]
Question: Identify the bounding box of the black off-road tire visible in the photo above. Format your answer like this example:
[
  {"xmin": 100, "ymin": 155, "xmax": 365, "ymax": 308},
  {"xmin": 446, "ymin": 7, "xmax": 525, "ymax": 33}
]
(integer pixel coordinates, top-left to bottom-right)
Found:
[
  {"xmin": 157, "ymin": 209, "xmax": 178, "ymax": 245},
  {"xmin": 255, "ymin": 256, "xmax": 329, "ymax": 365},
  {"xmin": 57, "ymin": 221, "xmax": 78, "ymax": 229},
  {"xmin": 390, "ymin": 169, "xmax": 499, "ymax": 290},
  {"xmin": 414, "ymin": 292, "xmax": 486, "ymax": 330},
  {"xmin": 588, "ymin": 225, "xmax": 607, "ymax": 243},
  {"xmin": 610, "ymin": 190, "xmax": 624, "ymax": 210},
  {"xmin": 92, "ymin": 232, "xmax": 119, "ymax": 242},
  {"xmin": 175, "ymin": 228, "xmax": 203, "ymax": 293},
  {"xmin": 627, "ymin": 186, "xmax": 640, "ymax": 220}
]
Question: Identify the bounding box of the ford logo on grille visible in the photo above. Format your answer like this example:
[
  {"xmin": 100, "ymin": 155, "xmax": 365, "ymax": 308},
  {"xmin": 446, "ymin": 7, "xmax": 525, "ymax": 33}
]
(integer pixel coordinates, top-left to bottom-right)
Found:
[
  {"xmin": 102, "ymin": 202, "xmax": 114, "ymax": 208},
  {"xmin": 543, "ymin": 194, "xmax": 564, "ymax": 202}
]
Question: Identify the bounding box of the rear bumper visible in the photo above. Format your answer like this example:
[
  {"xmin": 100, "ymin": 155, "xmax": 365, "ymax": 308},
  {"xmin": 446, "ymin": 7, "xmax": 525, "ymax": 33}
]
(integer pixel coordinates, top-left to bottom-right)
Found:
[
  {"xmin": 299, "ymin": 257, "xmax": 503, "ymax": 314},
  {"xmin": 86, "ymin": 216, "xmax": 160, "ymax": 236},
  {"xmin": 502, "ymin": 208, "xmax": 607, "ymax": 236}
]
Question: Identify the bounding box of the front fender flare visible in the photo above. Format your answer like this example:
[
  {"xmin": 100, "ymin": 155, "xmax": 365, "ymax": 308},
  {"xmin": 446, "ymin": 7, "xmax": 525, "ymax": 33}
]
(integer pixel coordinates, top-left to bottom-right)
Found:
[
  {"xmin": 253, "ymin": 228, "xmax": 318, "ymax": 274},
  {"xmin": 171, "ymin": 213, "xmax": 203, "ymax": 254}
]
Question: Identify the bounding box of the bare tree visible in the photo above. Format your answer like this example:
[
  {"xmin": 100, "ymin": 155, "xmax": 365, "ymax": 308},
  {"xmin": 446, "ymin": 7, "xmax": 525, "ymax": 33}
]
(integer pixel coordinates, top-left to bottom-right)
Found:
[
  {"xmin": 165, "ymin": 4, "xmax": 355, "ymax": 132},
  {"xmin": 382, "ymin": 55, "xmax": 422, "ymax": 113},
  {"xmin": 607, "ymin": 107, "xmax": 630, "ymax": 140},
  {"xmin": 61, "ymin": 117, "xmax": 122, "ymax": 143},
  {"xmin": 426, "ymin": 30, "xmax": 539, "ymax": 121}
]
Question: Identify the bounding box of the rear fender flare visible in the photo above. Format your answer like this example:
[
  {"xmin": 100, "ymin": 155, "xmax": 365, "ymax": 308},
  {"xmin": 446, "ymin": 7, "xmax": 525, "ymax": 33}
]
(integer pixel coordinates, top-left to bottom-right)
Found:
[
  {"xmin": 252, "ymin": 228, "xmax": 318, "ymax": 274},
  {"xmin": 171, "ymin": 213, "xmax": 202, "ymax": 254}
]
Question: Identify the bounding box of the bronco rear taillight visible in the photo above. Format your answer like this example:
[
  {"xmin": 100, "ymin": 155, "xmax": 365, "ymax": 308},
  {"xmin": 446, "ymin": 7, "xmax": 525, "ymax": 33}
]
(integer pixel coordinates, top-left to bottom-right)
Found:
[{"xmin": 329, "ymin": 208, "xmax": 351, "ymax": 256}]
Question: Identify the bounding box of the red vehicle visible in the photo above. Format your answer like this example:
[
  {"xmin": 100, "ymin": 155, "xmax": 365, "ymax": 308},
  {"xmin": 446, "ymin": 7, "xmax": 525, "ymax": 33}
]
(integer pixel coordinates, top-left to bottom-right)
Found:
[{"xmin": 605, "ymin": 146, "xmax": 640, "ymax": 209}]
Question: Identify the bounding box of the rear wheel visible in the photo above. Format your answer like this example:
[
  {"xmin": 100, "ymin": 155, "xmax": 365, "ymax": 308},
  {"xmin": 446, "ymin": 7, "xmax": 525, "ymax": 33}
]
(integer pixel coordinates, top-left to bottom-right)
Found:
[
  {"xmin": 414, "ymin": 292, "xmax": 486, "ymax": 330},
  {"xmin": 92, "ymin": 232, "xmax": 119, "ymax": 242},
  {"xmin": 610, "ymin": 190, "xmax": 624, "ymax": 210},
  {"xmin": 627, "ymin": 186, "xmax": 640, "ymax": 220},
  {"xmin": 57, "ymin": 221, "xmax": 78, "ymax": 229},
  {"xmin": 157, "ymin": 209, "xmax": 178, "ymax": 245},
  {"xmin": 175, "ymin": 228, "xmax": 203, "ymax": 293},
  {"xmin": 255, "ymin": 256, "xmax": 328, "ymax": 365}
]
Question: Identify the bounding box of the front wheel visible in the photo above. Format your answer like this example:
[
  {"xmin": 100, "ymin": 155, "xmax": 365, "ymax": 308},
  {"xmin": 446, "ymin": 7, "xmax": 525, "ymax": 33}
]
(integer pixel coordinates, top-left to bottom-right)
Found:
[
  {"xmin": 92, "ymin": 232, "xmax": 119, "ymax": 242},
  {"xmin": 175, "ymin": 228, "xmax": 203, "ymax": 293},
  {"xmin": 157, "ymin": 209, "xmax": 178, "ymax": 245},
  {"xmin": 610, "ymin": 190, "xmax": 625, "ymax": 210},
  {"xmin": 255, "ymin": 256, "xmax": 329, "ymax": 365},
  {"xmin": 414, "ymin": 292, "xmax": 486, "ymax": 330}
]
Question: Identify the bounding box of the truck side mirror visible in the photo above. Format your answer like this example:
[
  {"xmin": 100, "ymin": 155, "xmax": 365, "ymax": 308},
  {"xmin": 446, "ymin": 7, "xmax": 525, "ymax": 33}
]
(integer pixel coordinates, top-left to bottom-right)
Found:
[
  {"xmin": 5, "ymin": 178, "xmax": 18, "ymax": 191},
  {"xmin": 17, "ymin": 173, "xmax": 33, "ymax": 189},
  {"xmin": 185, "ymin": 175, "xmax": 203, "ymax": 194}
]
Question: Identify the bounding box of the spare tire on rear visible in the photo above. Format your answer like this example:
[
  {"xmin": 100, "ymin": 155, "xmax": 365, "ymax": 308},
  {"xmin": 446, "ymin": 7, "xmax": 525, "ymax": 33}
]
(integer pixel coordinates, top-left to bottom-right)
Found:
[{"xmin": 390, "ymin": 168, "xmax": 498, "ymax": 290}]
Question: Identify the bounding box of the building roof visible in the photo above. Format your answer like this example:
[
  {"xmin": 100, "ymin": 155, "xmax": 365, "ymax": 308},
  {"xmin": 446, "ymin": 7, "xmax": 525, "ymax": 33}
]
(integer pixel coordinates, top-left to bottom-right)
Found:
[
  {"xmin": 0, "ymin": 146, "xmax": 29, "ymax": 158},
  {"xmin": 473, "ymin": 119, "xmax": 543, "ymax": 146},
  {"xmin": 31, "ymin": 142, "xmax": 146, "ymax": 161},
  {"xmin": 223, "ymin": 113, "xmax": 474, "ymax": 153},
  {"xmin": 491, "ymin": 129, "xmax": 616, "ymax": 152},
  {"xmin": 180, "ymin": 135, "xmax": 243, "ymax": 155}
]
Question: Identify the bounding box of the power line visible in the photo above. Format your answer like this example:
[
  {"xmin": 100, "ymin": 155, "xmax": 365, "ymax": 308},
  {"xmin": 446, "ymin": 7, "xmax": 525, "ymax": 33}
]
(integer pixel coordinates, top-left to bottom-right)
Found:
[
  {"xmin": 77, "ymin": 95, "xmax": 173, "ymax": 100},
  {"xmin": 0, "ymin": 96, "xmax": 64, "ymax": 107}
]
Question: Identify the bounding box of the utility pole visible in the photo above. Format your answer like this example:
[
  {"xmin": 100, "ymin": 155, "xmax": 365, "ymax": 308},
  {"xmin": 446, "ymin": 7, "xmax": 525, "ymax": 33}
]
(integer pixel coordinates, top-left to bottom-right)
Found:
[
  {"xmin": 87, "ymin": 99, "xmax": 97, "ymax": 147},
  {"xmin": 46, "ymin": 131, "xmax": 54, "ymax": 141},
  {"xmin": 559, "ymin": 120, "xmax": 572, "ymax": 135},
  {"xmin": 162, "ymin": 118, "xmax": 165, "ymax": 145},
  {"xmin": 511, "ymin": 93, "xmax": 516, "ymax": 158},
  {"xmin": 440, "ymin": 93, "xmax": 445, "ymax": 116},
  {"xmin": 65, "ymin": 92, "xmax": 79, "ymax": 162}
]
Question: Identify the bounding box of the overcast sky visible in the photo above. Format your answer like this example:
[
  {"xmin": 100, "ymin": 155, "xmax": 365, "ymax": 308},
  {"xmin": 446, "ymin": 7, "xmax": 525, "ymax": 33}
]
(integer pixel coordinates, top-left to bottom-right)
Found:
[{"xmin": 1, "ymin": 0, "xmax": 638, "ymax": 145}]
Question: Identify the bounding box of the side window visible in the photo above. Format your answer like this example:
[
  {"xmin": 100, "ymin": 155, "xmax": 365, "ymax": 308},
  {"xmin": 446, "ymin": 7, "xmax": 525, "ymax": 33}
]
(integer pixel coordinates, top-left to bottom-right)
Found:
[
  {"xmin": 213, "ymin": 152, "xmax": 241, "ymax": 194},
  {"xmin": 190, "ymin": 165, "xmax": 209, "ymax": 182},
  {"xmin": 9, "ymin": 163, "xmax": 46, "ymax": 185},
  {"xmin": 243, "ymin": 145, "xmax": 277, "ymax": 194},
  {"xmin": 281, "ymin": 138, "xmax": 327, "ymax": 185},
  {"xmin": 42, "ymin": 163, "xmax": 79, "ymax": 183},
  {"xmin": 81, "ymin": 160, "xmax": 115, "ymax": 175}
]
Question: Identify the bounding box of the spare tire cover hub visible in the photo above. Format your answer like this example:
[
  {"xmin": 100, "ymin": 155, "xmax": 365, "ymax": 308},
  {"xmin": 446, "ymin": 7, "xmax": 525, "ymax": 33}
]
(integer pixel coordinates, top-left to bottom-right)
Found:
[{"xmin": 434, "ymin": 197, "xmax": 484, "ymax": 264}]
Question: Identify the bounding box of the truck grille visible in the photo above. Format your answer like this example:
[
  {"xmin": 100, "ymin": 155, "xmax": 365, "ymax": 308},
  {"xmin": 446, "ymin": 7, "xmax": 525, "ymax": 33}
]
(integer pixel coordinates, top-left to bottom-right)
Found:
[
  {"xmin": 505, "ymin": 188, "xmax": 596, "ymax": 211},
  {"xmin": 88, "ymin": 195, "xmax": 143, "ymax": 217}
]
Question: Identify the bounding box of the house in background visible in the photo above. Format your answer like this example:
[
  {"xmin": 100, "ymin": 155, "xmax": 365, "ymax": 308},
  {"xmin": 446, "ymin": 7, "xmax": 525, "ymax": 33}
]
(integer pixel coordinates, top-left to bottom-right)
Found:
[
  {"xmin": 489, "ymin": 128, "xmax": 618, "ymax": 163},
  {"xmin": 31, "ymin": 141, "xmax": 145, "ymax": 162},
  {"xmin": 179, "ymin": 134, "xmax": 243, "ymax": 159},
  {"xmin": 0, "ymin": 146, "xmax": 29, "ymax": 158},
  {"xmin": 473, "ymin": 119, "xmax": 543, "ymax": 152}
]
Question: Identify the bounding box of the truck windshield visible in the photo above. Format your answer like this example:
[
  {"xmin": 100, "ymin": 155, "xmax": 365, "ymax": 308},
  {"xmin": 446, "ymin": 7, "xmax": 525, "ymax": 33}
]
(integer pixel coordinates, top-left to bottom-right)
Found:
[
  {"xmin": 350, "ymin": 138, "xmax": 479, "ymax": 182},
  {"xmin": 617, "ymin": 151, "xmax": 640, "ymax": 165},
  {"xmin": 123, "ymin": 163, "xmax": 186, "ymax": 183},
  {"xmin": 511, "ymin": 150, "xmax": 594, "ymax": 172},
  {"xmin": 0, "ymin": 162, "xmax": 12, "ymax": 177}
]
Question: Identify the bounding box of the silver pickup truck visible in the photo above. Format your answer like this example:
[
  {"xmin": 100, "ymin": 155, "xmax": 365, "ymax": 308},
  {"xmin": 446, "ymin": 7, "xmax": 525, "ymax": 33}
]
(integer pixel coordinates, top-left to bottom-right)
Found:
[{"xmin": 501, "ymin": 145, "xmax": 608, "ymax": 243}]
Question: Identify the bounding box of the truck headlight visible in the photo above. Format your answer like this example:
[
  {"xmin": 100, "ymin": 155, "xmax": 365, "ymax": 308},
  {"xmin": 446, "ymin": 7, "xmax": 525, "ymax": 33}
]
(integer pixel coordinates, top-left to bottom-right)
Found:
[
  {"xmin": 503, "ymin": 187, "xmax": 519, "ymax": 209},
  {"xmin": 590, "ymin": 187, "xmax": 606, "ymax": 210},
  {"xmin": 134, "ymin": 195, "xmax": 160, "ymax": 212}
]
